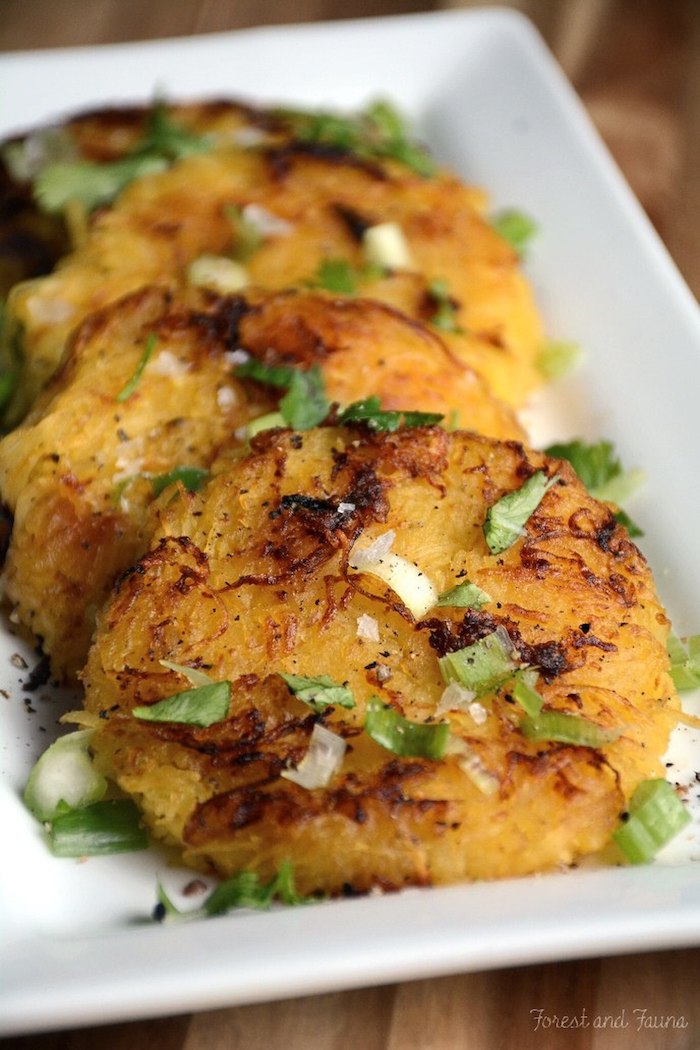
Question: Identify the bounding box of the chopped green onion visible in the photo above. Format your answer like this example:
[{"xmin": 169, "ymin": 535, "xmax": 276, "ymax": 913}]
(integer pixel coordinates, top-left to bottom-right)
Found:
[
  {"xmin": 116, "ymin": 333, "xmax": 157, "ymax": 402},
  {"xmin": 537, "ymin": 340, "xmax": 581, "ymax": 380},
  {"xmin": 280, "ymin": 673, "xmax": 355, "ymax": 712},
  {"xmin": 483, "ymin": 470, "xmax": 559, "ymax": 554},
  {"xmin": 519, "ymin": 710, "xmax": 620, "ymax": 747},
  {"xmin": 49, "ymin": 799, "xmax": 149, "ymax": 857},
  {"xmin": 667, "ymin": 633, "xmax": 700, "ymax": 691},
  {"xmin": 365, "ymin": 697, "xmax": 450, "ymax": 759},
  {"xmin": 427, "ymin": 278, "xmax": 463, "ymax": 334},
  {"xmin": 338, "ymin": 395, "xmax": 443, "ymax": 432},
  {"xmin": 436, "ymin": 580, "xmax": 492, "ymax": 610},
  {"xmin": 150, "ymin": 466, "xmax": 209, "ymax": 496},
  {"xmin": 245, "ymin": 411, "xmax": 286, "ymax": 438},
  {"xmin": 23, "ymin": 729, "xmax": 107, "ymax": 822},
  {"xmin": 613, "ymin": 779, "xmax": 691, "ymax": 864},
  {"xmin": 511, "ymin": 673, "xmax": 544, "ymax": 718},
  {"xmin": 438, "ymin": 628, "xmax": 518, "ymax": 695},
  {"xmin": 313, "ymin": 258, "xmax": 357, "ymax": 294},
  {"xmin": 490, "ymin": 208, "xmax": 538, "ymax": 257},
  {"xmin": 132, "ymin": 680, "xmax": 231, "ymax": 728}
]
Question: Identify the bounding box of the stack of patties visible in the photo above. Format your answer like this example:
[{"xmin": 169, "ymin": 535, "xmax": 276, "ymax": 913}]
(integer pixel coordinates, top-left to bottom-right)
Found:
[{"xmin": 0, "ymin": 100, "xmax": 680, "ymax": 891}]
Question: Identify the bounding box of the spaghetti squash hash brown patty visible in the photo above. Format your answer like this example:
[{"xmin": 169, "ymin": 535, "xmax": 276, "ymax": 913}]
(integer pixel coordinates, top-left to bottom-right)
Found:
[
  {"xmin": 81, "ymin": 425, "xmax": 678, "ymax": 893},
  {"xmin": 0, "ymin": 286, "xmax": 521, "ymax": 681},
  {"xmin": 2, "ymin": 100, "xmax": 543, "ymax": 422}
]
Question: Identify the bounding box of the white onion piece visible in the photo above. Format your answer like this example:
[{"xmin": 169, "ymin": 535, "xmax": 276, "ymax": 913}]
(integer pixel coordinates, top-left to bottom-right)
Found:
[
  {"xmin": 435, "ymin": 681, "xmax": 477, "ymax": 717},
  {"xmin": 241, "ymin": 203, "xmax": 293, "ymax": 238},
  {"xmin": 349, "ymin": 530, "xmax": 395, "ymax": 568},
  {"xmin": 187, "ymin": 255, "xmax": 249, "ymax": 294},
  {"xmin": 281, "ymin": 724, "xmax": 346, "ymax": 790},
  {"xmin": 363, "ymin": 221, "xmax": 413, "ymax": 270},
  {"xmin": 446, "ymin": 738, "xmax": 500, "ymax": 796},
  {"xmin": 149, "ymin": 349, "xmax": 189, "ymax": 377},
  {"xmin": 356, "ymin": 613, "xmax": 380, "ymax": 641},
  {"xmin": 159, "ymin": 659, "xmax": 214, "ymax": 688},
  {"xmin": 351, "ymin": 551, "xmax": 438, "ymax": 619}
]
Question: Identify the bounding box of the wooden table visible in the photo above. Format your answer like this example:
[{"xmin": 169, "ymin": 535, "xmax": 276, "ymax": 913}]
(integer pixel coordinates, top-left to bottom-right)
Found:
[{"xmin": 2, "ymin": 2, "xmax": 699, "ymax": 1048}]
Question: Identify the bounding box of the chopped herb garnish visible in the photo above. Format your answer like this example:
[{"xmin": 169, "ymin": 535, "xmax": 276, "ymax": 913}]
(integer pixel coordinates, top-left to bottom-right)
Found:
[
  {"xmin": 23, "ymin": 729, "xmax": 107, "ymax": 822},
  {"xmin": 132, "ymin": 680, "xmax": 231, "ymax": 728},
  {"xmin": 245, "ymin": 411, "xmax": 286, "ymax": 438},
  {"xmin": 116, "ymin": 333, "xmax": 157, "ymax": 402},
  {"xmin": 235, "ymin": 359, "xmax": 330, "ymax": 430},
  {"xmin": 279, "ymin": 364, "xmax": 329, "ymax": 430},
  {"xmin": 537, "ymin": 340, "xmax": 581, "ymax": 380},
  {"xmin": 483, "ymin": 471, "xmax": 559, "ymax": 554},
  {"xmin": 278, "ymin": 99, "xmax": 435, "ymax": 177},
  {"xmin": 34, "ymin": 102, "xmax": 211, "ymax": 214},
  {"xmin": 438, "ymin": 629, "xmax": 518, "ymax": 695},
  {"xmin": 50, "ymin": 798, "xmax": 149, "ymax": 857},
  {"xmin": 545, "ymin": 438, "xmax": 644, "ymax": 535},
  {"xmin": 365, "ymin": 697, "xmax": 450, "ymax": 759},
  {"xmin": 667, "ymin": 633, "xmax": 700, "ymax": 691},
  {"xmin": 280, "ymin": 672, "xmax": 355, "ymax": 712},
  {"xmin": 338, "ymin": 395, "xmax": 443, "ymax": 431},
  {"xmin": 490, "ymin": 208, "xmax": 538, "ymax": 257},
  {"xmin": 313, "ymin": 258, "xmax": 357, "ymax": 294},
  {"xmin": 155, "ymin": 860, "xmax": 312, "ymax": 922},
  {"xmin": 511, "ymin": 672, "xmax": 544, "ymax": 718},
  {"xmin": 150, "ymin": 465, "xmax": 209, "ymax": 497},
  {"xmin": 436, "ymin": 580, "xmax": 492, "ymax": 610},
  {"xmin": 519, "ymin": 710, "xmax": 620, "ymax": 747},
  {"xmin": 613, "ymin": 779, "xmax": 691, "ymax": 864},
  {"xmin": 427, "ymin": 278, "xmax": 463, "ymax": 333},
  {"xmin": 34, "ymin": 154, "xmax": 168, "ymax": 214}
]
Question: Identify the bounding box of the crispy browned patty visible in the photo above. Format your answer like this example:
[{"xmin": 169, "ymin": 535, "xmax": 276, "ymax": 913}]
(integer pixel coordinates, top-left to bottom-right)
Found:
[{"xmin": 82, "ymin": 425, "xmax": 677, "ymax": 894}]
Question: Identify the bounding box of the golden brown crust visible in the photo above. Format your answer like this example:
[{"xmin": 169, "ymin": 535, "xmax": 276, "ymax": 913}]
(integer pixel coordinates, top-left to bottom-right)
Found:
[
  {"xmin": 0, "ymin": 287, "xmax": 521, "ymax": 681},
  {"xmin": 82, "ymin": 427, "xmax": 676, "ymax": 893}
]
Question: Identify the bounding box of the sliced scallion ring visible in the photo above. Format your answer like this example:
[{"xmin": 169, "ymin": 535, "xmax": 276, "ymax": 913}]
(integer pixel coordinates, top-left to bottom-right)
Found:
[
  {"xmin": 520, "ymin": 710, "xmax": 620, "ymax": 747},
  {"xmin": 613, "ymin": 779, "xmax": 691, "ymax": 864},
  {"xmin": 49, "ymin": 799, "xmax": 149, "ymax": 857},
  {"xmin": 23, "ymin": 729, "xmax": 107, "ymax": 822},
  {"xmin": 438, "ymin": 628, "xmax": 518, "ymax": 695},
  {"xmin": 364, "ymin": 697, "xmax": 449, "ymax": 759}
]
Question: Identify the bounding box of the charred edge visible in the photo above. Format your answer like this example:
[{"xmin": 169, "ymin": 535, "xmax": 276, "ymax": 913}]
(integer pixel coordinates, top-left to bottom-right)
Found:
[
  {"xmin": 333, "ymin": 203, "xmax": 372, "ymax": 241},
  {"xmin": 421, "ymin": 609, "xmax": 572, "ymax": 682},
  {"xmin": 264, "ymin": 142, "xmax": 389, "ymax": 181},
  {"xmin": 0, "ymin": 502, "xmax": 13, "ymax": 567},
  {"xmin": 113, "ymin": 535, "xmax": 208, "ymax": 593},
  {"xmin": 188, "ymin": 295, "xmax": 252, "ymax": 353}
]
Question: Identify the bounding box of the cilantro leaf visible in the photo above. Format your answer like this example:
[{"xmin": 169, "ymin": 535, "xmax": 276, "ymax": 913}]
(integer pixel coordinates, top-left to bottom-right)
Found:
[
  {"xmin": 490, "ymin": 209, "xmax": 538, "ymax": 257},
  {"xmin": 280, "ymin": 673, "xmax": 355, "ymax": 712},
  {"xmin": 132, "ymin": 681, "xmax": 231, "ymax": 728},
  {"xmin": 545, "ymin": 439, "xmax": 644, "ymax": 534},
  {"xmin": 483, "ymin": 471, "xmax": 559, "ymax": 554},
  {"xmin": 338, "ymin": 395, "xmax": 443, "ymax": 431}
]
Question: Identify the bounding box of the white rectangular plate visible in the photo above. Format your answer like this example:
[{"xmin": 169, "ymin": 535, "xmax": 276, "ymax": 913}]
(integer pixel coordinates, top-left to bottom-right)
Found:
[{"xmin": 1, "ymin": 8, "xmax": 700, "ymax": 1037}]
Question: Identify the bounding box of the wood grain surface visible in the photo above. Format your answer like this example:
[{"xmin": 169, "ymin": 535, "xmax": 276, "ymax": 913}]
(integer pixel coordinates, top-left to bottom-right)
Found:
[{"xmin": 2, "ymin": 2, "xmax": 699, "ymax": 1048}]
